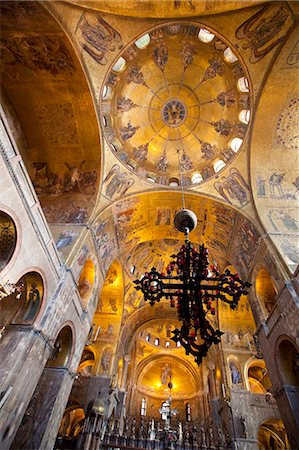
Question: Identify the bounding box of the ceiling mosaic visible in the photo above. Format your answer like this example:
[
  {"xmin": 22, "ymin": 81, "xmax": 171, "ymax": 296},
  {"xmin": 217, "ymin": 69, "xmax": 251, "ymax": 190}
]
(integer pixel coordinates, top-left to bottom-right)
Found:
[
  {"xmin": 0, "ymin": 1, "xmax": 101, "ymax": 225},
  {"xmin": 66, "ymin": 1, "xmax": 264, "ymax": 19},
  {"xmin": 100, "ymin": 22, "xmax": 251, "ymax": 187},
  {"xmin": 251, "ymin": 26, "xmax": 299, "ymax": 273},
  {"xmin": 92, "ymin": 192, "xmax": 261, "ymax": 284}
]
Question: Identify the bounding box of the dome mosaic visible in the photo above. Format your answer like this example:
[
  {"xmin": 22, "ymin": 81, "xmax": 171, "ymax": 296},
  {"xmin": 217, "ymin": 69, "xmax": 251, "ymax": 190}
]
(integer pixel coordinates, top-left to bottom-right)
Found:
[{"xmin": 100, "ymin": 22, "xmax": 251, "ymax": 186}]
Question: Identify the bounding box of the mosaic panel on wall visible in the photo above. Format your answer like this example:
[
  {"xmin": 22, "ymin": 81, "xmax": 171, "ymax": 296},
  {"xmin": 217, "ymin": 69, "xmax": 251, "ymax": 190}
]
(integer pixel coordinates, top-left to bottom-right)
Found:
[{"xmin": 251, "ymin": 27, "xmax": 299, "ymax": 273}]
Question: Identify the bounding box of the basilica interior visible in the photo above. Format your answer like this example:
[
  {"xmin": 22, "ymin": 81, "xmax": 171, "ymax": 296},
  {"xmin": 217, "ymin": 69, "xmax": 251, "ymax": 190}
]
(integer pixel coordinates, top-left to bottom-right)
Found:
[{"xmin": 0, "ymin": 1, "xmax": 299, "ymax": 449}]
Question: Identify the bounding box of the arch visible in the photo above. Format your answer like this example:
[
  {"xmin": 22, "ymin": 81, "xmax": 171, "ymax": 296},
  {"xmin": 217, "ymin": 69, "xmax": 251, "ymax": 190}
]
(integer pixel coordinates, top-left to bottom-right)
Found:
[
  {"xmin": 91, "ymin": 191, "xmax": 263, "ymax": 287},
  {"xmin": 0, "ymin": 210, "xmax": 17, "ymax": 272},
  {"xmin": 135, "ymin": 353, "xmax": 201, "ymax": 396},
  {"xmin": 246, "ymin": 359, "xmax": 272, "ymax": 394},
  {"xmin": 0, "ymin": 271, "xmax": 44, "ymax": 327},
  {"xmin": 250, "ymin": 26, "xmax": 299, "ymax": 273},
  {"xmin": 77, "ymin": 259, "xmax": 95, "ymax": 307},
  {"xmin": 121, "ymin": 304, "xmax": 177, "ymax": 354},
  {"xmin": 255, "ymin": 268, "xmax": 277, "ymax": 316},
  {"xmin": 47, "ymin": 325, "xmax": 73, "ymax": 368},
  {"xmin": 257, "ymin": 418, "xmax": 290, "ymax": 450},
  {"xmin": 77, "ymin": 347, "xmax": 96, "ymax": 376},
  {"xmin": 0, "ymin": 1, "xmax": 102, "ymax": 225},
  {"xmin": 276, "ymin": 337, "xmax": 299, "ymax": 387},
  {"xmin": 57, "ymin": 403, "xmax": 85, "ymax": 448}
]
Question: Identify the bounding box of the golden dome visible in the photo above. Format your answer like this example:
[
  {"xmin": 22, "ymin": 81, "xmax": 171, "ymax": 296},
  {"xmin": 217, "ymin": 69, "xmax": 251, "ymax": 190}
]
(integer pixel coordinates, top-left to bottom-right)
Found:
[{"xmin": 100, "ymin": 22, "xmax": 251, "ymax": 186}]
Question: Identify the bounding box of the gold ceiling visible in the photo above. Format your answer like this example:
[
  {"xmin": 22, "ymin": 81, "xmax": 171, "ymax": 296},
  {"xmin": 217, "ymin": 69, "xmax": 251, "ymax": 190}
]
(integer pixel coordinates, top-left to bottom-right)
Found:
[
  {"xmin": 0, "ymin": 1, "xmax": 101, "ymax": 224},
  {"xmin": 100, "ymin": 22, "xmax": 251, "ymax": 186},
  {"xmin": 66, "ymin": 1, "xmax": 266, "ymax": 18}
]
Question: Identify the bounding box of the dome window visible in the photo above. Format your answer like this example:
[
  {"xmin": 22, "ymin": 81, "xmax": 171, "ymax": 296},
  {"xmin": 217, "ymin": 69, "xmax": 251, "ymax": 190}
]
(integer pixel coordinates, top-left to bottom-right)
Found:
[
  {"xmin": 154, "ymin": 338, "xmax": 159, "ymax": 346},
  {"xmin": 230, "ymin": 138, "xmax": 243, "ymax": 153},
  {"xmin": 147, "ymin": 176, "xmax": 156, "ymax": 183},
  {"xmin": 224, "ymin": 47, "xmax": 238, "ymax": 63},
  {"xmin": 169, "ymin": 178, "xmax": 179, "ymax": 187},
  {"xmin": 198, "ymin": 28, "xmax": 215, "ymax": 43},
  {"xmin": 112, "ymin": 57, "xmax": 126, "ymax": 72},
  {"xmin": 102, "ymin": 85, "xmax": 112, "ymax": 100},
  {"xmin": 239, "ymin": 109, "xmax": 250, "ymax": 124},
  {"xmin": 213, "ymin": 160, "xmax": 226, "ymax": 173},
  {"xmin": 135, "ymin": 34, "xmax": 150, "ymax": 49},
  {"xmin": 191, "ymin": 172, "xmax": 203, "ymax": 184},
  {"xmin": 165, "ymin": 341, "xmax": 170, "ymax": 348},
  {"xmin": 238, "ymin": 77, "xmax": 249, "ymax": 93}
]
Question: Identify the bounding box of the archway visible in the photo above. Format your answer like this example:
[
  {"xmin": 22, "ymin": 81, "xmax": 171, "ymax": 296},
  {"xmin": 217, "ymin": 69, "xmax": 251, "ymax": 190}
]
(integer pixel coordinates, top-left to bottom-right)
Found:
[
  {"xmin": 47, "ymin": 325, "xmax": 73, "ymax": 369},
  {"xmin": 247, "ymin": 359, "xmax": 272, "ymax": 394},
  {"xmin": 257, "ymin": 419, "xmax": 290, "ymax": 449},
  {"xmin": 77, "ymin": 347, "xmax": 95, "ymax": 376},
  {"xmin": 56, "ymin": 404, "xmax": 85, "ymax": 450},
  {"xmin": 277, "ymin": 339, "xmax": 299, "ymax": 387},
  {"xmin": 255, "ymin": 268, "xmax": 277, "ymax": 316},
  {"xmin": 1, "ymin": 271, "xmax": 44, "ymax": 327}
]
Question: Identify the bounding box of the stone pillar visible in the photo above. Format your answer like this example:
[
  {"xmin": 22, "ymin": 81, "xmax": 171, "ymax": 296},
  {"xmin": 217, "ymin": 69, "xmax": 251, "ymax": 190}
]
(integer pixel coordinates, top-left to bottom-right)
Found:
[
  {"xmin": 273, "ymin": 385, "xmax": 299, "ymax": 449},
  {"xmin": 11, "ymin": 367, "xmax": 73, "ymax": 450},
  {"xmin": 121, "ymin": 355, "xmax": 130, "ymax": 390},
  {"xmin": 0, "ymin": 325, "xmax": 51, "ymax": 450}
]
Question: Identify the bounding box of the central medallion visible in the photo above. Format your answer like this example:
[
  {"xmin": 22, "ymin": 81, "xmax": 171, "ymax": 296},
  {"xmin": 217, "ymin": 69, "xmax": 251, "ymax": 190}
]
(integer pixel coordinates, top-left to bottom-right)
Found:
[{"xmin": 162, "ymin": 99, "xmax": 187, "ymax": 127}]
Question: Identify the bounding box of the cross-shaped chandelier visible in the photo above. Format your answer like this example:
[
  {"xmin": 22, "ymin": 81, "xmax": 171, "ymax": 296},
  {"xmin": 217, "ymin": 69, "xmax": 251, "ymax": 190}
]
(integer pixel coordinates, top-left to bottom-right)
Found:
[{"xmin": 134, "ymin": 209, "xmax": 251, "ymax": 365}]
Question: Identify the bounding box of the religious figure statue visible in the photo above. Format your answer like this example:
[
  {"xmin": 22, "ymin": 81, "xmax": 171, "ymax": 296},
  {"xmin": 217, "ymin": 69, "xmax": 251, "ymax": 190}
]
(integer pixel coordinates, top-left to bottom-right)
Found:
[
  {"xmin": 229, "ymin": 362, "xmax": 242, "ymax": 384},
  {"xmin": 23, "ymin": 283, "xmax": 41, "ymax": 321}
]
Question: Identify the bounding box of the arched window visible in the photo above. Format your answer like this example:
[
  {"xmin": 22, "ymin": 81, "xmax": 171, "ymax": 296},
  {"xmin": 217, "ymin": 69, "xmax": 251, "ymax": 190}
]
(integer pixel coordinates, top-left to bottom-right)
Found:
[
  {"xmin": 213, "ymin": 159, "xmax": 226, "ymax": 173},
  {"xmin": 247, "ymin": 360, "xmax": 272, "ymax": 393},
  {"xmin": 191, "ymin": 172, "xmax": 203, "ymax": 184},
  {"xmin": 198, "ymin": 28, "xmax": 215, "ymax": 43},
  {"xmin": 47, "ymin": 325, "xmax": 73, "ymax": 368},
  {"xmin": 255, "ymin": 268, "xmax": 277, "ymax": 315},
  {"xmin": 135, "ymin": 34, "xmax": 150, "ymax": 49},
  {"xmin": 3, "ymin": 271, "xmax": 44, "ymax": 326},
  {"xmin": 230, "ymin": 137, "xmax": 243, "ymax": 153},
  {"xmin": 112, "ymin": 56, "xmax": 126, "ymax": 72},
  {"xmin": 76, "ymin": 347, "xmax": 95, "ymax": 376},
  {"xmin": 238, "ymin": 77, "xmax": 249, "ymax": 93},
  {"xmin": 186, "ymin": 402, "xmax": 191, "ymax": 421},
  {"xmin": 0, "ymin": 211, "xmax": 17, "ymax": 271},
  {"xmin": 141, "ymin": 398, "xmax": 147, "ymax": 416},
  {"xmin": 277, "ymin": 339, "xmax": 299, "ymax": 387},
  {"xmin": 224, "ymin": 47, "xmax": 238, "ymax": 63}
]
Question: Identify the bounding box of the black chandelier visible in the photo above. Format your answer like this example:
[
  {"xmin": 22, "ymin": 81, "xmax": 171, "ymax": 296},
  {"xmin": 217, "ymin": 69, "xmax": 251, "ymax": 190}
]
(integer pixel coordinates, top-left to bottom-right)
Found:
[{"xmin": 134, "ymin": 209, "xmax": 251, "ymax": 365}]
